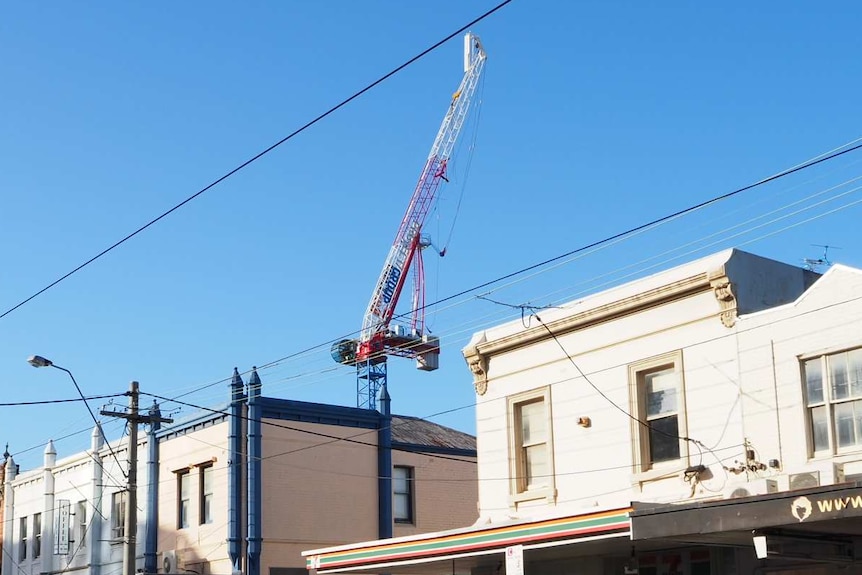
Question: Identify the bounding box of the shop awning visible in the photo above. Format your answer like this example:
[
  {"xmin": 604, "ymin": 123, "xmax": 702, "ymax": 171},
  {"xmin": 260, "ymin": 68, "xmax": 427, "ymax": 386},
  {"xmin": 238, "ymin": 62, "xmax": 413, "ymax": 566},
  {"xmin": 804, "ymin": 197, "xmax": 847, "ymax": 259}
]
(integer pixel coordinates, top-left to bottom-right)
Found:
[
  {"xmin": 631, "ymin": 483, "xmax": 862, "ymax": 565},
  {"xmin": 303, "ymin": 507, "xmax": 631, "ymax": 575}
]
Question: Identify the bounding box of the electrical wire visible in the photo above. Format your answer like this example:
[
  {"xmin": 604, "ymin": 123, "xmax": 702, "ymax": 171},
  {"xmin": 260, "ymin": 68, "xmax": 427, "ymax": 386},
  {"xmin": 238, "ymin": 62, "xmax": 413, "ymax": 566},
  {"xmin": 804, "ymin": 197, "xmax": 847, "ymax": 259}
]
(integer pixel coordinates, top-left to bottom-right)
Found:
[
  {"xmin": 9, "ymin": 418, "xmax": 128, "ymax": 491},
  {"xmin": 16, "ymin": 138, "xmax": 862, "ymax": 476},
  {"xmin": 14, "ymin": 282, "xmax": 862, "ymax": 489},
  {"xmin": 488, "ymin": 169, "xmax": 862, "ymax": 308},
  {"xmin": 505, "ymin": 172, "xmax": 862, "ymax": 322},
  {"xmin": 0, "ymin": 0, "xmax": 513, "ymax": 322},
  {"xmin": 5, "ymin": 262, "xmax": 856, "ymax": 569},
  {"xmin": 531, "ymin": 313, "xmax": 708, "ymax": 451},
  {"xmin": 0, "ymin": 544, "xmax": 28, "ymax": 575},
  {"xmin": 144, "ymin": 282, "xmax": 862, "ymax": 484},
  {"xmin": 106, "ymin": 157, "xmax": 862, "ymax": 412},
  {"xmin": 141, "ymin": 179, "xmax": 862, "ymax": 418},
  {"xmin": 0, "ymin": 393, "xmax": 126, "ymax": 408},
  {"xmin": 208, "ymin": 138, "xmax": 862, "ymax": 395},
  {"xmin": 62, "ymin": 375, "xmax": 742, "ymax": 494},
  {"xmin": 66, "ymin": 171, "xmax": 860, "ymax": 425},
  {"xmin": 247, "ymin": 169, "xmax": 861, "ymax": 402},
  {"xmin": 142, "ymin": 392, "xmax": 476, "ymax": 465}
]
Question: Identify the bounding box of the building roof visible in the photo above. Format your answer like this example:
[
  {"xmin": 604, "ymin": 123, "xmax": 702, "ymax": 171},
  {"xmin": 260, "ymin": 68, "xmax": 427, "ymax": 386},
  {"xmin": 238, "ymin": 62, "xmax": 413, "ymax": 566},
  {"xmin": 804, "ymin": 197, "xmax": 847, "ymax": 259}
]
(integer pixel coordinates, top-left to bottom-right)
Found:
[
  {"xmin": 155, "ymin": 395, "xmax": 476, "ymax": 454},
  {"xmin": 391, "ymin": 415, "xmax": 476, "ymax": 451},
  {"xmin": 464, "ymin": 248, "xmax": 819, "ymax": 354}
]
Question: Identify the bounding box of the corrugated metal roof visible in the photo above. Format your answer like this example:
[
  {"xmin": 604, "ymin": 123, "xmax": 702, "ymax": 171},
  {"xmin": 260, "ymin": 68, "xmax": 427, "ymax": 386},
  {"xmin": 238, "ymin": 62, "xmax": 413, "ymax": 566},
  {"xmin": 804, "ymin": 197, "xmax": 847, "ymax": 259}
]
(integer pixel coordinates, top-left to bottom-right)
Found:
[{"xmin": 390, "ymin": 415, "xmax": 476, "ymax": 451}]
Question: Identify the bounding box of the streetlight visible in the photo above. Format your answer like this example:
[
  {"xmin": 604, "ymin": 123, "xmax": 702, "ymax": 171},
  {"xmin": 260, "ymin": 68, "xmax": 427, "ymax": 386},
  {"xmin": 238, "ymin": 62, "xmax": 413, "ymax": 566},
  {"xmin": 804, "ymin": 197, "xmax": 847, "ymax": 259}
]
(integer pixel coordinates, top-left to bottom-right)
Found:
[
  {"xmin": 29, "ymin": 356, "xmax": 172, "ymax": 575},
  {"xmin": 26, "ymin": 355, "xmax": 122, "ymax": 473}
]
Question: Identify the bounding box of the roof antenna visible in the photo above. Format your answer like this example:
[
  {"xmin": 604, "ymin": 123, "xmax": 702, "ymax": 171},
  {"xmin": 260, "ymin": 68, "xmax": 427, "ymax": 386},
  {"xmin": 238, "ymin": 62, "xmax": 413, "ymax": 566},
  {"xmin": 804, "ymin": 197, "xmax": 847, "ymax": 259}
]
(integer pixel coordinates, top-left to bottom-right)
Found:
[{"xmin": 803, "ymin": 244, "xmax": 841, "ymax": 272}]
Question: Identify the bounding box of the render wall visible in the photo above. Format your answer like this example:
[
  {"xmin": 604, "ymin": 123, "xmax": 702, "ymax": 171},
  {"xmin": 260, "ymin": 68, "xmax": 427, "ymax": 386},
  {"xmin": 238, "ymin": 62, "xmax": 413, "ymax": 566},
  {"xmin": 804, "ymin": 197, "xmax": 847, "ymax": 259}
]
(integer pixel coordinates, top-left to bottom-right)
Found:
[
  {"xmin": 4, "ymin": 439, "xmax": 147, "ymax": 575},
  {"xmin": 156, "ymin": 420, "xmax": 233, "ymax": 575},
  {"xmin": 476, "ymin": 289, "xmax": 745, "ymax": 520},
  {"xmin": 475, "ymin": 263, "xmax": 862, "ymax": 524},
  {"xmin": 736, "ymin": 266, "xmax": 862, "ymax": 481}
]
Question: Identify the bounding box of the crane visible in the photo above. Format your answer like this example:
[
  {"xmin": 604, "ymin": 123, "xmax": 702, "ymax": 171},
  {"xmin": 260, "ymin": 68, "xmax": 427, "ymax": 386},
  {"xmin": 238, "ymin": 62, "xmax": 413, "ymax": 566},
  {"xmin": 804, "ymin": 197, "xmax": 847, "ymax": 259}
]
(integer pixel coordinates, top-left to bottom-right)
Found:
[{"xmin": 331, "ymin": 33, "xmax": 487, "ymax": 410}]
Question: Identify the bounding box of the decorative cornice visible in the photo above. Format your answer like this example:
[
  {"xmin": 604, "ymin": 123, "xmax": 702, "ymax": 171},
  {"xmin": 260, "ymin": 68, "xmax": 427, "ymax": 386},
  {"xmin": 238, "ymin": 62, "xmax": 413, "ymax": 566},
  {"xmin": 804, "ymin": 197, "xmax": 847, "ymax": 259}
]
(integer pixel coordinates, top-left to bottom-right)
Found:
[{"xmin": 462, "ymin": 273, "xmax": 723, "ymax": 394}]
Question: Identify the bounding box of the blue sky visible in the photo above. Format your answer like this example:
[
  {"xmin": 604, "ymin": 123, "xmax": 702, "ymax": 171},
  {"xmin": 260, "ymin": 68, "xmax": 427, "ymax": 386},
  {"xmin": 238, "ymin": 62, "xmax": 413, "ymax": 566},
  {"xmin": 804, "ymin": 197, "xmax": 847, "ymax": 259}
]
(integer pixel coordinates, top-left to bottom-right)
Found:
[{"xmin": 3, "ymin": 2, "xmax": 862, "ymax": 469}]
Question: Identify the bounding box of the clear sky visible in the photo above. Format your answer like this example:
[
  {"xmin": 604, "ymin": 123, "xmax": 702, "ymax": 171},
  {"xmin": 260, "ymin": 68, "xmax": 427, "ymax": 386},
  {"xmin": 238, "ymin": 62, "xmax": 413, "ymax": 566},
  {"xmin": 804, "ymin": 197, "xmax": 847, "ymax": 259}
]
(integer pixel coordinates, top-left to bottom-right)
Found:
[{"xmin": 3, "ymin": 2, "xmax": 862, "ymax": 469}]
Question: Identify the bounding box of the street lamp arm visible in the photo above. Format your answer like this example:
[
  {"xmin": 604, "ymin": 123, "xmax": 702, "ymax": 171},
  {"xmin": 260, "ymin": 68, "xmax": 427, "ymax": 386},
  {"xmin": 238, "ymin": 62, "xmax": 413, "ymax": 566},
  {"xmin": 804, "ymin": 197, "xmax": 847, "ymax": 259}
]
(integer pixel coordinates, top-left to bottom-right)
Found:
[
  {"xmin": 52, "ymin": 364, "xmax": 110, "ymax": 441},
  {"xmin": 53, "ymin": 364, "xmax": 127, "ymax": 478},
  {"xmin": 27, "ymin": 356, "xmax": 127, "ymax": 479}
]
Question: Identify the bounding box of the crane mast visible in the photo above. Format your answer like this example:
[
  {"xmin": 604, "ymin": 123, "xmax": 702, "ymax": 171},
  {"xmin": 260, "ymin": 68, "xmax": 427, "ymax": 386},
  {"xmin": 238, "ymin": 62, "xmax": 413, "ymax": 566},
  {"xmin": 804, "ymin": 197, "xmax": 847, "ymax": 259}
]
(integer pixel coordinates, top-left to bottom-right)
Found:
[{"xmin": 332, "ymin": 33, "xmax": 487, "ymax": 410}]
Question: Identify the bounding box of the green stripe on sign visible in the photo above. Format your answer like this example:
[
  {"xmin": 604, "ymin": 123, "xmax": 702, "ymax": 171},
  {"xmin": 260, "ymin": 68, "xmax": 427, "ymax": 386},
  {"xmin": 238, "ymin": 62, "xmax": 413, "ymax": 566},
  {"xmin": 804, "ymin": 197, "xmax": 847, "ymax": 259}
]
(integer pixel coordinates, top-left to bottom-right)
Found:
[{"xmin": 313, "ymin": 509, "xmax": 630, "ymax": 568}]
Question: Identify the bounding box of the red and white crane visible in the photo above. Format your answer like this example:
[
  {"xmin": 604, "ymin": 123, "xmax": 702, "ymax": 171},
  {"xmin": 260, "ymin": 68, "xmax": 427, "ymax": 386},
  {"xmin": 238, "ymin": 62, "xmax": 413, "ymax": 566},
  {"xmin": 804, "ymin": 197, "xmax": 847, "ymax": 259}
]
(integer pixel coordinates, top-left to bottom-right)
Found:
[{"xmin": 332, "ymin": 33, "xmax": 487, "ymax": 409}]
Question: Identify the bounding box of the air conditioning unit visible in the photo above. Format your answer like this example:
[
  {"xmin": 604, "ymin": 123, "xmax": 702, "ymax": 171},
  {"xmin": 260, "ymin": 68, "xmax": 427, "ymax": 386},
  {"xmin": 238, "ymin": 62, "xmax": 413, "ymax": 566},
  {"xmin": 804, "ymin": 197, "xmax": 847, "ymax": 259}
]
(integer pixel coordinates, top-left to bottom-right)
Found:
[
  {"xmin": 723, "ymin": 478, "xmax": 778, "ymax": 499},
  {"xmin": 162, "ymin": 550, "xmax": 179, "ymax": 574},
  {"xmin": 789, "ymin": 462, "xmax": 846, "ymax": 491}
]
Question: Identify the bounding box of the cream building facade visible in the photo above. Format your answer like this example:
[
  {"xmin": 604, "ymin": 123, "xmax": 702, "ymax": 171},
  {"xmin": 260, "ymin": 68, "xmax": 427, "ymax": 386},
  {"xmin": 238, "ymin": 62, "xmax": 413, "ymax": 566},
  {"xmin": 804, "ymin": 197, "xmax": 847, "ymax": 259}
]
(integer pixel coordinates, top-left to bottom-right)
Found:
[{"xmin": 304, "ymin": 249, "xmax": 862, "ymax": 575}]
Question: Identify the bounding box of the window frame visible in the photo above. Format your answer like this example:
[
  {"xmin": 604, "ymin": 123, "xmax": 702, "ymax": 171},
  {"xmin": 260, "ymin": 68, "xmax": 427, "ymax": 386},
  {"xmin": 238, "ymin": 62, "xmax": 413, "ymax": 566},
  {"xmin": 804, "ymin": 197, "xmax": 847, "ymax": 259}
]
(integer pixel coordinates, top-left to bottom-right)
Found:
[
  {"xmin": 111, "ymin": 491, "xmax": 126, "ymax": 540},
  {"xmin": 199, "ymin": 464, "xmax": 214, "ymax": 525},
  {"xmin": 177, "ymin": 469, "xmax": 191, "ymax": 529},
  {"xmin": 33, "ymin": 513, "xmax": 41, "ymax": 559},
  {"xmin": 393, "ymin": 465, "xmax": 415, "ymax": 524},
  {"xmin": 507, "ymin": 386, "xmax": 555, "ymax": 506},
  {"xmin": 19, "ymin": 516, "xmax": 28, "ymax": 562},
  {"xmin": 76, "ymin": 500, "xmax": 88, "ymax": 548},
  {"xmin": 802, "ymin": 346, "xmax": 862, "ymax": 456},
  {"xmin": 628, "ymin": 350, "xmax": 689, "ymax": 482}
]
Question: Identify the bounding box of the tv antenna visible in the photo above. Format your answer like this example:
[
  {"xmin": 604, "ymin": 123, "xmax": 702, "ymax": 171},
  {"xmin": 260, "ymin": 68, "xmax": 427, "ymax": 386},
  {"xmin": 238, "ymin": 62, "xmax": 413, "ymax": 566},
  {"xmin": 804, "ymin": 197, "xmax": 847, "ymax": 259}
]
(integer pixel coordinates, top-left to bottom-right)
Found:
[{"xmin": 803, "ymin": 244, "xmax": 841, "ymax": 272}]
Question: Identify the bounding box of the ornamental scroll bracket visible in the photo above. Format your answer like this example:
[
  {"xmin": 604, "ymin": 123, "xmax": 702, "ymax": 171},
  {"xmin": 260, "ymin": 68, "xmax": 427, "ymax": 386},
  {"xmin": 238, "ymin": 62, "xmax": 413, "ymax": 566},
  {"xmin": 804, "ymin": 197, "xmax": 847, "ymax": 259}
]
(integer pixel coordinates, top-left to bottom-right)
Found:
[
  {"xmin": 709, "ymin": 276, "xmax": 737, "ymax": 328},
  {"xmin": 467, "ymin": 353, "xmax": 489, "ymax": 396}
]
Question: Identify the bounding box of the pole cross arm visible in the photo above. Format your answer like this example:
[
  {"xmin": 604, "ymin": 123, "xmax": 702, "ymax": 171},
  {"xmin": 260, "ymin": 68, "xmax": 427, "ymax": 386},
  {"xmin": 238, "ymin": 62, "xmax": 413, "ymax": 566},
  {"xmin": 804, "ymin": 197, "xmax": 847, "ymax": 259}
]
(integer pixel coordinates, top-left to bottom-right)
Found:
[{"xmin": 100, "ymin": 410, "xmax": 173, "ymax": 425}]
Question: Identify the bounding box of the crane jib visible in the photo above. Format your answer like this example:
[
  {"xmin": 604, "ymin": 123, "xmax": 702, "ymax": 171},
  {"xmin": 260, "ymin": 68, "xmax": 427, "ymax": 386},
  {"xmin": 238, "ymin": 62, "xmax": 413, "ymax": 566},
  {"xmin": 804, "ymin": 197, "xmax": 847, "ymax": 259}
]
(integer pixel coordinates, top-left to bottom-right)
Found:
[
  {"xmin": 381, "ymin": 266, "xmax": 401, "ymax": 305},
  {"xmin": 370, "ymin": 217, "xmax": 422, "ymax": 320},
  {"xmin": 349, "ymin": 32, "xmax": 486, "ymax": 409}
]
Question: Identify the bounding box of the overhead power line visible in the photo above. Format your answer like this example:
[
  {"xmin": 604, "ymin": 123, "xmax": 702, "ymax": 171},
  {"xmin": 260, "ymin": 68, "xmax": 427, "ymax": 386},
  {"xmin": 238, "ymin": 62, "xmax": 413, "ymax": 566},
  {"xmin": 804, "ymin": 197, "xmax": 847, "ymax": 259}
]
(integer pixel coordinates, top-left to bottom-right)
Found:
[
  {"xmin": 0, "ymin": 392, "xmax": 125, "ymax": 407},
  {"xmin": 142, "ymin": 392, "xmax": 477, "ymax": 465},
  {"xmin": 123, "ymin": 138, "xmax": 862, "ymax": 411},
  {"xmin": 0, "ymin": 0, "xmax": 514, "ymax": 321},
  {"xmin": 23, "ymin": 140, "xmax": 858, "ymax": 451},
  {"xmin": 239, "ymin": 140, "xmax": 862, "ymax": 378},
  {"xmin": 17, "ymin": 135, "xmax": 862, "ymax": 463}
]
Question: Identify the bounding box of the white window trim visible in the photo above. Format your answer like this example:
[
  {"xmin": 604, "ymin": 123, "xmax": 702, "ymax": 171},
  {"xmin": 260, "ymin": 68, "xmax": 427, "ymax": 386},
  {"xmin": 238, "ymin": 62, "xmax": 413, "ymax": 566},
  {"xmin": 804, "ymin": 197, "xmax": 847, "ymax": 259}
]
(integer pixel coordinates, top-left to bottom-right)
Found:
[
  {"xmin": 177, "ymin": 469, "xmax": 191, "ymax": 529},
  {"xmin": 33, "ymin": 513, "xmax": 41, "ymax": 559},
  {"xmin": 628, "ymin": 350, "xmax": 689, "ymax": 485},
  {"xmin": 19, "ymin": 517, "xmax": 28, "ymax": 562},
  {"xmin": 199, "ymin": 464, "xmax": 214, "ymax": 525},
  {"xmin": 507, "ymin": 386, "xmax": 556, "ymax": 507},
  {"xmin": 802, "ymin": 345, "xmax": 862, "ymax": 458},
  {"xmin": 76, "ymin": 501, "xmax": 88, "ymax": 549},
  {"xmin": 393, "ymin": 465, "xmax": 415, "ymax": 524}
]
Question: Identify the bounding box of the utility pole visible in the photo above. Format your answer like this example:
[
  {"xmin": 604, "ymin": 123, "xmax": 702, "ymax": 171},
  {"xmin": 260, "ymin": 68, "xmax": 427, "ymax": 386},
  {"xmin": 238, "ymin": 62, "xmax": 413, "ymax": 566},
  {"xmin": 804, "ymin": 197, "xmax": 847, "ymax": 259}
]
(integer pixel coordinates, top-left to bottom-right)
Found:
[{"xmin": 102, "ymin": 382, "xmax": 172, "ymax": 575}]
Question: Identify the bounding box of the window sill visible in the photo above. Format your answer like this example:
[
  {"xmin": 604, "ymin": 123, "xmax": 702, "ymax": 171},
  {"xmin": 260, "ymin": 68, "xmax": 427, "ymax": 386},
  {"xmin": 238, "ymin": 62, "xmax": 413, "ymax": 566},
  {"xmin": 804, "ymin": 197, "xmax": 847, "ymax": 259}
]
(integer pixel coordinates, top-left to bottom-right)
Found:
[
  {"xmin": 108, "ymin": 538, "xmax": 125, "ymax": 546},
  {"xmin": 630, "ymin": 462, "xmax": 685, "ymax": 488},
  {"xmin": 509, "ymin": 486, "xmax": 557, "ymax": 507},
  {"xmin": 394, "ymin": 519, "xmax": 415, "ymax": 525}
]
